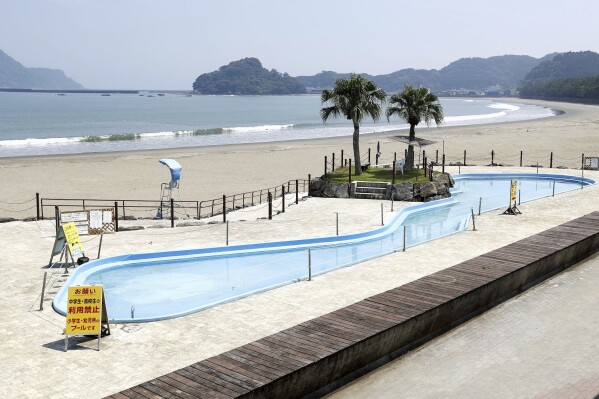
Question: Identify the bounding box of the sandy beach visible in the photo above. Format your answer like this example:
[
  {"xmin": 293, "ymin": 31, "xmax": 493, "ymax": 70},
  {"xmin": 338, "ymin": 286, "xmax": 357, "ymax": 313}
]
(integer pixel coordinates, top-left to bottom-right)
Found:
[
  {"xmin": 1, "ymin": 98, "xmax": 599, "ymax": 398},
  {"xmin": 0, "ymin": 98, "xmax": 598, "ymax": 220}
]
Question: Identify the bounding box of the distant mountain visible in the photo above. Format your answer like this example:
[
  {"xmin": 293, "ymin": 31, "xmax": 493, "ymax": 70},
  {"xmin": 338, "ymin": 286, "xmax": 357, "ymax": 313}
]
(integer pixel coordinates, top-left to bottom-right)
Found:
[
  {"xmin": 192, "ymin": 58, "xmax": 306, "ymax": 95},
  {"xmin": 0, "ymin": 49, "xmax": 83, "ymax": 89},
  {"xmin": 295, "ymin": 54, "xmax": 557, "ymax": 93},
  {"xmin": 523, "ymin": 51, "xmax": 599, "ymax": 83}
]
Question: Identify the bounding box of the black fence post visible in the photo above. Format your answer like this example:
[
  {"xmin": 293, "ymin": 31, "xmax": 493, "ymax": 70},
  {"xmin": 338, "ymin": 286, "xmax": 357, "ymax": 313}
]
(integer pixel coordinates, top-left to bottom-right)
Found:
[
  {"xmin": 520, "ymin": 150, "xmax": 523, "ymax": 167},
  {"xmin": 464, "ymin": 150, "xmax": 467, "ymax": 166},
  {"xmin": 341, "ymin": 150, "xmax": 344, "ymax": 166},
  {"xmin": 491, "ymin": 150, "xmax": 495, "ymax": 165},
  {"xmin": 295, "ymin": 180, "xmax": 299, "ymax": 204},
  {"xmin": 282, "ymin": 185, "xmax": 285, "ymax": 213},
  {"xmin": 442, "ymin": 154, "xmax": 445, "ymax": 174},
  {"xmin": 550, "ymin": 152, "xmax": 553, "ymax": 168},
  {"xmin": 222, "ymin": 195, "xmax": 226, "ymax": 223},
  {"xmin": 170, "ymin": 198, "xmax": 175, "ymax": 228},
  {"xmin": 36, "ymin": 192, "xmax": 40, "ymax": 220},
  {"xmin": 392, "ymin": 152, "xmax": 397, "ymax": 185},
  {"xmin": 114, "ymin": 202, "xmax": 119, "ymax": 232},
  {"xmin": 348, "ymin": 159, "xmax": 352, "ymax": 197},
  {"xmin": 332, "ymin": 153, "xmax": 335, "ymax": 172},
  {"xmin": 55, "ymin": 205, "xmax": 60, "ymax": 236},
  {"xmin": 436, "ymin": 150, "xmax": 439, "ymax": 164},
  {"xmin": 268, "ymin": 192, "xmax": 272, "ymax": 220},
  {"xmin": 368, "ymin": 148, "xmax": 371, "ymax": 164},
  {"xmin": 324, "ymin": 155, "xmax": 327, "ymax": 175}
]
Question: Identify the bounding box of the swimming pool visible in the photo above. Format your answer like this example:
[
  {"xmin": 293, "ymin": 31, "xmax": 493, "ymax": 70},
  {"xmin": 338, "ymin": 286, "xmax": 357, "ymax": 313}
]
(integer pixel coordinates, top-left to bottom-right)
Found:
[{"xmin": 53, "ymin": 173, "xmax": 595, "ymax": 322}]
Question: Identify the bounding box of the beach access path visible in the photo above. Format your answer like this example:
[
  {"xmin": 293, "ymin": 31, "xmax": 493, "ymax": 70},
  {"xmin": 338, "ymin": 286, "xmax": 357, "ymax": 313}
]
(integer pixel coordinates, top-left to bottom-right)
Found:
[{"xmin": 0, "ymin": 166, "xmax": 598, "ymax": 398}]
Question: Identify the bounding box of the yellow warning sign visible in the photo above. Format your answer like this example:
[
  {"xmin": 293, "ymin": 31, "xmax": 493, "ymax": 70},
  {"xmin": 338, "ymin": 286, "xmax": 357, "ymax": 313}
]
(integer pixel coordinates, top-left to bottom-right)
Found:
[
  {"xmin": 62, "ymin": 222, "xmax": 84, "ymax": 257},
  {"xmin": 66, "ymin": 285, "xmax": 103, "ymax": 335},
  {"xmin": 510, "ymin": 180, "xmax": 518, "ymax": 202}
]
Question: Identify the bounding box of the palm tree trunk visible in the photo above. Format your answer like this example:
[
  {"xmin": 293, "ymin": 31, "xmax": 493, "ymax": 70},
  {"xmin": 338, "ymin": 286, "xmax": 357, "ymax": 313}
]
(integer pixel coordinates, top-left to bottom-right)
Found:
[
  {"xmin": 406, "ymin": 124, "xmax": 416, "ymax": 170},
  {"xmin": 353, "ymin": 120, "xmax": 362, "ymax": 176}
]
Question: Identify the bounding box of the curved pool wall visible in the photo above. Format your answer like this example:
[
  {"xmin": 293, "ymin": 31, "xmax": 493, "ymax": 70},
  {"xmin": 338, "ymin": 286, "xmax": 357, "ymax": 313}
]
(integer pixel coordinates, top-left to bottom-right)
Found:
[{"xmin": 53, "ymin": 173, "xmax": 595, "ymax": 322}]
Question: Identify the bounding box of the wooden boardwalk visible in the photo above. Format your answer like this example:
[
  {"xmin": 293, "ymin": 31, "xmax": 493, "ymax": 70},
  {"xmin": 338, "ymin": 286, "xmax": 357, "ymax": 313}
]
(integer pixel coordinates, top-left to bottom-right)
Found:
[{"xmin": 107, "ymin": 212, "xmax": 599, "ymax": 399}]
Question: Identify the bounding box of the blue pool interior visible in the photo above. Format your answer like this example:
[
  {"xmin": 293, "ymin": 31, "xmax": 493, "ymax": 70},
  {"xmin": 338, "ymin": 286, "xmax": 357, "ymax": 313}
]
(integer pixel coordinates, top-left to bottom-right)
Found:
[{"xmin": 53, "ymin": 173, "xmax": 595, "ymax": 322}]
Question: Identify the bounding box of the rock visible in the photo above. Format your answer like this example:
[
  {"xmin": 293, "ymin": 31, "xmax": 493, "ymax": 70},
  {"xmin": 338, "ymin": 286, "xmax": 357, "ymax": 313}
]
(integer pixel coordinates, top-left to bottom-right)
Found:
[
  {"xmin": 123, "ymin": 215, "xmax": 137, "ymax": 220},
  {"xmin": 207, "ymin": 221, "xmax": 220, "ymax": 225},
  {"xmin": 310, "ymin": 180, "xmax": 349, "ymax": 198},
  {"xmin": 0, "ymin": 217, "xmax": 16, "ymax": 223},
  {"xmin": 391, "ymin": 183, "xmax": 414, "ymax": 201},
  {"xmin": 118, "ymin": 225, "xmax": 145, "ymax": 231},
  {"xmin": 417, "ymin": 181, "xmax": 438, "ymax": 199},
  {"xmin": 147, "ymin": 224, "xmax": 169, "ymax": 229},
  {"xmin": 436, "ymin": 183, "xmax": 449, "ymax": 196},
  {"xmin": 434, "ymin": 173, "xmax": 455, "ymax": 188},
  {"xmin": 23, "ymin": 217, "xmax": 37, "ymax": 222}
]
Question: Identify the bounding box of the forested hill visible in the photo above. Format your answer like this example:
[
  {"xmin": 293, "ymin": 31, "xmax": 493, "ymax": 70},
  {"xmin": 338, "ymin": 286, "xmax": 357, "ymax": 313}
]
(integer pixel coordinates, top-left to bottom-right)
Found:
[
  {"xmin": 295, "ymin": 54, "xmax": 556, "ymax": 92},
  {"xmin": 0, "ymin": 49, "xmax": 83, "ymax": 89},
  {"xmin": 192, "ymin": 58, "xmax": 306, "ymax": 95},
  {"xmin": 522, "ymin": 51, "xmax": 599, "ymax": 83}
]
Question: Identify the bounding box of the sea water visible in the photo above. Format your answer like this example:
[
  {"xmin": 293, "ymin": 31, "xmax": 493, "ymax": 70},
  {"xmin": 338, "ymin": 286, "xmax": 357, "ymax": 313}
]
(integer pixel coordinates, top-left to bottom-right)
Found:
[{"xmin": 0, "ymin": 93, "xmax": 555, "ymax": 158}]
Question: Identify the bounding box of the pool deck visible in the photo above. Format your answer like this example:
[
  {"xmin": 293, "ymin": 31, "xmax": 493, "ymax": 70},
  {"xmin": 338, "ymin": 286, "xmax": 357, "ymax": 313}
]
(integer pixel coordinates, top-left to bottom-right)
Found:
[{"xmin": 1, "ymin": 166, "xmax": 599, "ymax": 398}]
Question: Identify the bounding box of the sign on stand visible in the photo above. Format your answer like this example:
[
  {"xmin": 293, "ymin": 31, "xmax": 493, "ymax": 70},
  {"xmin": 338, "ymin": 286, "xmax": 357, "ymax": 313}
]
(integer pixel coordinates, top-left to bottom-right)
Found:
[
  {"xmin": 48, "ymin": 222, "xmax": 86, "ymax": 269},
  {"xmin": 503, "ymin": 180, "xmax": 521, "ymax": 215},
  {"xmin": 65, "ymin": 285, "xmax": 110, "ymax": 351},
  {"xmin": 60, "ymin": 209, "xmax": 115, "ymax": 236}
]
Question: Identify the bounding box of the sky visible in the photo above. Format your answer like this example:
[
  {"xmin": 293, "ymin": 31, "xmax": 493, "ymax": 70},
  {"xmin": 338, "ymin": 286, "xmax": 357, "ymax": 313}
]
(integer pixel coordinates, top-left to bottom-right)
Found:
[{"xmin": 2, "ymin": 0, "xmax": 599, "ymax": 90}]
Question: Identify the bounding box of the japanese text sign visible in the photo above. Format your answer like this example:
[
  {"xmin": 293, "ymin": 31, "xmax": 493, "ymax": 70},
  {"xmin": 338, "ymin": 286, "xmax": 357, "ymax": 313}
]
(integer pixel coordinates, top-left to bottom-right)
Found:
[{"xmin": 66, "ymin": 285, "xmax": 103, "ymax": 335}]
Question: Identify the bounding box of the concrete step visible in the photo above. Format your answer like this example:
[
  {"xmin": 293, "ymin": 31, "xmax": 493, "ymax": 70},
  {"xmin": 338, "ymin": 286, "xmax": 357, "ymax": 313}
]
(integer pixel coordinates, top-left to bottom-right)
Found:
[
  {"xmin": 355, "ymin": 181, "xmax": 388, "ymax": 189},
  {"xmin": 354, "ymin": 193, "xmax": 386, "ymax": 200},
  {"xmin": 356, "ymin": 187, "xmax": 386, "ymax": 194}
]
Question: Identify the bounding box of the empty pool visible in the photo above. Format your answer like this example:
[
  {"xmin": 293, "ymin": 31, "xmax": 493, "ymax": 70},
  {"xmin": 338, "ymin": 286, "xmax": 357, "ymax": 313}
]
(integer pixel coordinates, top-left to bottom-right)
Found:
[{"xmin": 53, "ymin": 173, "xmax": 595, "ymax": 322}]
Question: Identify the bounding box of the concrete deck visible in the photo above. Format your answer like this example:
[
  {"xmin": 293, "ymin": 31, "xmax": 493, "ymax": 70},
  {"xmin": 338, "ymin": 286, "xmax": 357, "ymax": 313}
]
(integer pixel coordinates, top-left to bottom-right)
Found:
[{"xmin": 0, "ymin": 166, "xmax": 598, "ymax": 398}]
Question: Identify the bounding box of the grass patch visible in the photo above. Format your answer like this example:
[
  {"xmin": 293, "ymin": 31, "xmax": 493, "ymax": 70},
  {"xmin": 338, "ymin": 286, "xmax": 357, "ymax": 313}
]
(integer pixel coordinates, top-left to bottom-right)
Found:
[{"xmin": 324, "ymin": 165, "xmax": 438, "ymax": 183}]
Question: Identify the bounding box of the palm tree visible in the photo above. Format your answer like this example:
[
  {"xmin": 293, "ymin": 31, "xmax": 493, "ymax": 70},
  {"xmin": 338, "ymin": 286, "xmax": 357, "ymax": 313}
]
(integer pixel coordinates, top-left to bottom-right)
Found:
[
  {"xmin": 321, "ymin": 74, "xmax": 386, "ymax": 176},
  {"xmin": 386, "ymin": 85, "xmax": 444, "ymax": 170}
]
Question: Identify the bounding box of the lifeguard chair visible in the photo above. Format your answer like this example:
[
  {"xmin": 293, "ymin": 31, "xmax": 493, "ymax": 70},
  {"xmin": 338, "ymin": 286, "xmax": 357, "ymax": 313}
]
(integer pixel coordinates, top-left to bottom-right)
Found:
[{"xmin": 156, "ymin": 159, "xmax": 182, "ymax": 219}]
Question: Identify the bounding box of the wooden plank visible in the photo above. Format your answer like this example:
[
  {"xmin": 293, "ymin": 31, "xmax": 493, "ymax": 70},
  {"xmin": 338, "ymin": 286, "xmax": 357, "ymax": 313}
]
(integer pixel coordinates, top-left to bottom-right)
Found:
[
  {"xmin": 221, "ymin": 350, "xmax": 287, "ymax": 379},
  {"xmin": 176, "ymin": 368, "xmax": 239, "ymax": 398},
  {"xmin": 107, "ymin": 393, "xmax": 132, "ymax": 399},
  {"xmin": 130, "ymin": 385, "xmax": 167, "ymax": 399},
  {"xmin": 165, "ymin": 372, "xmax": 231, "ymax": 399},
  {"xmin": 146, "ymin": 379, "xmax": 197, "ymax": 399},
  {"xmin": 249, "ymin": 339, "xmax": 316, "ymax": 365},
  {"xmin": 183, "ymin": 364, "xmax": 249, "ymax": 396},
  {"xmin": 236, "ymin": 345, "xmax": 303, "ymax": 372},
  {"xmin": 203, "ymin": 358, "xmax": 267, "ymax": 388},
  {"xmin": 206, "ymin": 356, "xmax": 272, "ymax": 385},
  {"xmin": 282, "ymin": 326, "xmax": 349, "ymax": 351},
  {"xmin": 158, "ymin": 374, "xmax": 223, "ymax": 399},
  {"xmin": 290, "ymin": 324, "xmax": 355, "ymax": 347},
  {"xmin": 190, "ymin": 362, "xmax": 257, "ymax": 392}
]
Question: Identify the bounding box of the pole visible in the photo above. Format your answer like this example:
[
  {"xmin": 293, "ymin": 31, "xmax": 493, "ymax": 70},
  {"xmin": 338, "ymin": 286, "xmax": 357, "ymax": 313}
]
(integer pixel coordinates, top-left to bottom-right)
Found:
[
  {"xmin": 478, "ymin": 197, "xmax": 482, "ymax": 215},
  {"xmin": 324, "ymin": 155, "xmax": 327, "ymax": 175},
  {"xmin": 436, "ymin": 150, "xmax": 439, "ymax": 164},
  {"xmin": 55, "ymin": 206, "xmax": 60, "ymax": 236},
  {"xmin": 368, "ymin": 148, "xmax": 371, "ymax": 164},
  {"xmin": 308, "ymin": 174, "xmax": 311, "ymax": 196},
  {"xmin": 282, "ymin": 186, "xmax": 285, "ymax": 213},
  {"xmin": 464, "ymin": 150, "xmax": 467, "ymax": 166},
  {"xmin": 552, "ymin": 181, "xmax": 555, "ymax": 197},
  {"xmin": 550, "ymin": 152, "xmax": 553, "ymax": 168},
  {"xmin": 348, "ymin": 159, "xmax": 352, "ymax": 196},
  {"xmin": 491, "ymin": 150, "xmax": 494, "ymax": 165},
  {"xmin": 518, "ymin": 189, "xmax": 521, "ymax": 205},
  {"xmin": 403, "ymin": 225, "xmax": 406, "ymax": 252},
  {"xmin": 332, "ymin": 153, "xmax": 335, "ymax": 172},
  {"xmin": 442, "ymin": 154, "xmax": 445, "ymax": 174},
  {"xmin": 170, "ymin": 198, "xmax": 175, "ymax": 228},
  {"xmin": 381, "ymin": 203, "xmax": 384, "ymax": 226},
  {"xmin": 36, "ymin": 192, "xmax": 40, "ymax": 220},
  {"xmin": 582, "ymin": 153, "xmax": 585, "ymax": 189},
  {"xmin": 335, "ymin": 212, "xmax": 339, "ymax": 236},
  {"xmin": 222, "ymin": 195, "xmax": 226, "ymax": 223},
  {"xmin": 39, "ymin": 271, "xmax": 47, "ymax": 311},
  {"xmin": 471, "ymin": 208, "xmax": 476, "ymax": 231},
  {"xmin": 295, "ymin": 180, "xmax": 299, "ymax": 204},
  {"xmin": 226, "ymin": 221, "xmax": 229, "ymax": 246},
  {"xmin": 520, "ymin": 150, "xmax": 523, "ymax": 167},
  {"xmin": 536, "ymin": 162, "xmax": 539, "ymax": 174},
  {"xmin": 114, "ymin": 202, "xmax": 119, "ymax": 232},
  {"xmin": 308, "ymin": 249, "xmax": 312, "ymax": 281},
  {"xmin": 268, "ymin": 192, "xmax": 272, "ymax": 220},
  {"xmin": 341, "ymin": 150, "xmax": 344, "ymax": 166},
  {"xmin": 97, "ymin": 233, "xmax": 103, "ymax": 259}
]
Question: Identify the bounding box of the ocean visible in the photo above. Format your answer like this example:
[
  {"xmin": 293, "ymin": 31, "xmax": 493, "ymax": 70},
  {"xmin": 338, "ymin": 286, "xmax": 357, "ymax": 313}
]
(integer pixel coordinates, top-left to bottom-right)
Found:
[{"xmin": 0, "ymin": 92, "xmax": 555, "ymax": 158}]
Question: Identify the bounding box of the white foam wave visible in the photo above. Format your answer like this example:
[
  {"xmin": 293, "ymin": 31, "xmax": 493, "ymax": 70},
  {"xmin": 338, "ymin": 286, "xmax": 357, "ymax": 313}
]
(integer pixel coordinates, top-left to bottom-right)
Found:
[
  {"xmin": 487, "ymin": 102, "xmax": 520, "ymax": 111},
  {"xmin": 224, "ymin": 124, "xmax": 294, "ymax": 133},
  {"xmin": 138, "ymin": 130, "xmax": 193, "ymax": 138},
  {"xmin": 0, "ymin": 136, "xmax": 81, "ymax": 147},
  {"xmin": 445, "ymin": 111, "xmax": 507, "ymax": 122}
]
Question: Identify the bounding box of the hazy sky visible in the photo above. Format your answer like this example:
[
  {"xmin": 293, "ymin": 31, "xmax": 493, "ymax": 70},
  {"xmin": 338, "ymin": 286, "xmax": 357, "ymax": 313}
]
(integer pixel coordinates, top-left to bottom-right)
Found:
[{"xmin": 2, "ymin": 0, "xmax": 598, "ymax": 89}]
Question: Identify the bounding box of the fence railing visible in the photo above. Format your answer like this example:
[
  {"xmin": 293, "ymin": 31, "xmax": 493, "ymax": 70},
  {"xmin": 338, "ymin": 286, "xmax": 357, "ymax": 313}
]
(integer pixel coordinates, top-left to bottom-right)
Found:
[{"xmin": 36, "ymin": 179, "xmax": 311, "ymax": 225}]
